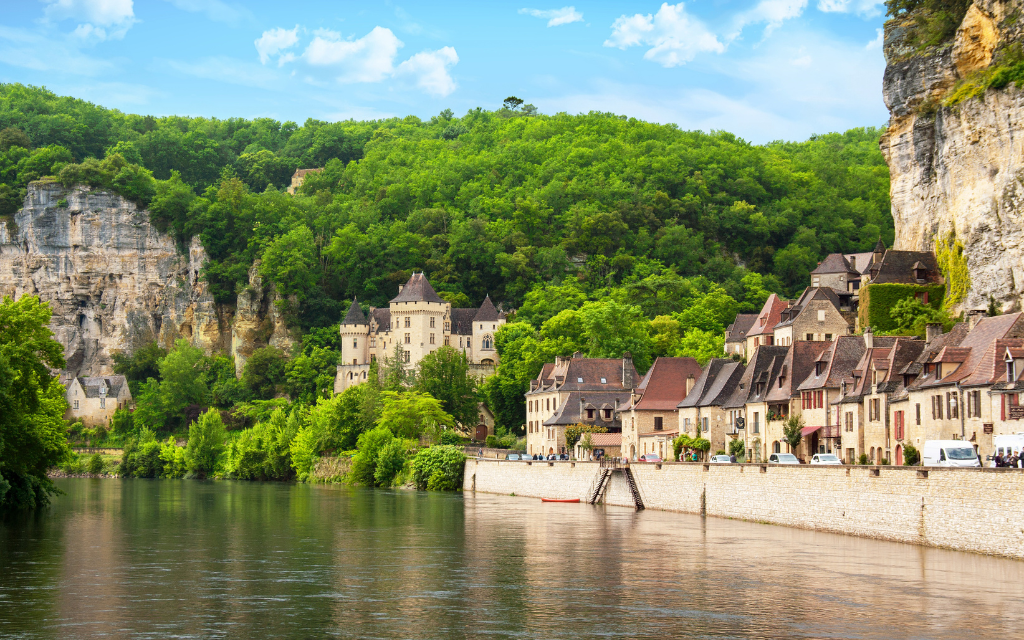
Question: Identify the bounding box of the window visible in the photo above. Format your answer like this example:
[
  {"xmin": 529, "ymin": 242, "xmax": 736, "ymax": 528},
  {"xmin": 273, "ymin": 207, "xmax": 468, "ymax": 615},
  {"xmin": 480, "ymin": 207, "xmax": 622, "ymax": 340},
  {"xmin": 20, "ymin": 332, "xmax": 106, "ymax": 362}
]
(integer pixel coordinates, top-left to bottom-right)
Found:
[
  {"xmin": 702, "ymin": 417, "xmax": 709, "ymax": 432},
  {"xmin": 430, "ymin": 317, "xmax": 435, "ymax": 328},
  {"xmin": 73, "ymin": 400, "xmax": 79, "ymax": 409},
  {"xmin": 654, "ymin": 417, "xmax": 663, "ymax": 430},
  {"xmin": 932, "ymin": 395, "xmax": 940, "ymax": 419},
  {"xmin": 969, "ymin": 390, "xmax": 982, "ymax": 418},
  {"xmin": 370, "ymin": 337, "xmax": 376, "ymax": 348},
  {"xmin": 352, "ymin": 359, "xmax": 358, "ymax": 365},
  {"xmin": 753, "ymin": 412, "xmax": 760, "ymax": 434},
  {"xmin": 871, "ymin": 398, "xmax": 880, "ymax": 421},
  {"xmin": 405, "ymin": 333, "xmax": 411, "ymax": 344},
  {"xmin": 815, "ymin": 390, "xmax": 824, "ymax": 409},
  {"xmin": 404, "ymin": 317, "xmax": 411, "ymax": 328},
  {"xmin": 845, "ymin": 412, "xmax": 854, "ymax": 432},
  {"xmin": 587, "ymin": 409, "xmax": 594, "ymax": 420},
  {"xmin": 807, "ymin": 333, "xmax": 815, "ymax": 341},
  {"xmin": 100, "ymin": 398, "xmax": 105, "ymax": 409},
  {"xmin": 947, "ymin": 392, "xmax": 959, "ymax": 419},
  {"xmin": 603, "ymin": 409, "xmax": 611, "ymax": 420},
  {"xmin": 429, "ymin": 333, "xmax": 435, "ymax": 345},
  {"xmin": 894, "ymin": 411, "xmax": 905, "ymax": 440},
  {"xmin": 467, "ymin": 337, "xmax": 471, "ymax": 349},
  {"xmin": 817, "ymin": 310, "xmax": 826, "ymax": 322},
  {"xmin": 916, "ymin": 403, "xmax": 921, "ymax": 425},
  {"xmin": 1009, "ymin": 360, "xmax": 1017, "ymax": 382},
  {"xmin": 444, "ymin": 336, "xmax": 450, "ymax": 346},
  {"xmin": 403, "ymin": 351, "xmax": 411, "ymax": 363},
  {"xmin": 482, "ymin": 335, "xmax": 493, "ymax": 349},
  {"xmin": 684, "ymin": 418, "xmax": 691, "ymax": 429},
  {"xmin": 825, "ymin": 334, "xmax": 832, "ymax": 341},
  {"xmin": 600, "ymin": 377, "xmax": 607, "ymax": 384},
  {"xmin": 546, "ymin": 399, "xmax": 550, "ymax": 411}
]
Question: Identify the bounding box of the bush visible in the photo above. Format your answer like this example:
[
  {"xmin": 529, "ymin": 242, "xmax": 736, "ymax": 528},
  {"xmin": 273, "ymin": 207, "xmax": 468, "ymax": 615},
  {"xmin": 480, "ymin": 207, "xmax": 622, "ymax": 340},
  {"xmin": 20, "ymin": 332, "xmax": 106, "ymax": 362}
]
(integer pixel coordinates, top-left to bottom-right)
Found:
[
  {"xmin": 110, "ymin": 408, "xmax": 135, "ymax": 442},
  {"xmin": 410, "ymin": 445, "xmax": 466, "ymax": 491},
  {"xmin": 225, "ymin": 408, "xmax": 299, "ymax": 480},
  {"xmin": 903, "ymin": 444, "xmax": 921, "ymax": 466},
  {"xmin": 184, "ymin": 408, "xmax": 226, "ymax": 478},
  {"xmin": 87, "ymin": 453, "xmax": 104, "ymax": 475},
  {"xmin": 289, "ymin": 391, "xmax": 362, "ymax": 481},
  {"xmin": 858, "ymin": 453, "xmax": 870, "ymax": 465},
  {"xmin": 438, "ymin": 430, "xmax": 463, "ymax": 446},
  {"xmin": 373, "ymin": 439, "xmax": 407, "ymax": 487},
  {"xmin": 120, "ymin": 430, "xmax": 164, "ymax": 478},
  {"xmin": 349, "ymin": 426, "xmax": 397, "ymax": 486},
  {"xmin": 160, "ymin": 437, "xmax": 188, "ymax": 478},
  {"xmin": 59, "ymin": 452, "xmax": 84, "ymax": 475},
  {"xmin": 485, "ymin": 434, "xmax": 499, "ymax": 448}
]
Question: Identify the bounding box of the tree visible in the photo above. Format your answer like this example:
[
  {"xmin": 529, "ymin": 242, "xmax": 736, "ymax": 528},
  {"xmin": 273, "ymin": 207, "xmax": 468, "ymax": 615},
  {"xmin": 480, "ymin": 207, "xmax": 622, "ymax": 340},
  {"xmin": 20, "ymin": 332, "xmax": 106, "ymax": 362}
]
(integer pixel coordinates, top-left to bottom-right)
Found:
[
  {"xmin": 349, "ymin": 426, "xmax": 398, "ymax": 486},
  {"xmin": 564, "ymin": 424, "xmax": 608, "ymax": 456},
  {"xmin": 728, "ymin": 438, "xmax": 745, "ymax": 460},
  {"xmin": 0, "ymin": 295, "xmax": 72, "ymax": 511},
  {"xmin": 242, "ymin": 346, "xmax": 287, "ymax": 400},
  {"xmin": 376, "ymin": 391, "xmax": 455, "ymax": 439},
  {"xmin": 415, "ymin": 346, "xmax": 479, "ymax": 427},
  {"xmin": 112, "ymin": 342, "xmax": 167, "ymax": 395},
  {"xmin": 675, "ymin": 328, "xmax": 725, "ymax": 365},
  {"xmin": 783, "ymin": 415, "xmax": 804, "ymax": 453},
  {"xmin": 888, "ymin": 297, "xmax": 955, "ymax": 337},
  {"xmin": 260, "ymin": 225, "xmax": 318, "ymax": 300},
  {"xmin": 185, "ymin": 408, "xmax": 226, "ymax": 478},
  {"xmin": 503, "ymin": 96, "xmax": 524, "ymax": 110}
]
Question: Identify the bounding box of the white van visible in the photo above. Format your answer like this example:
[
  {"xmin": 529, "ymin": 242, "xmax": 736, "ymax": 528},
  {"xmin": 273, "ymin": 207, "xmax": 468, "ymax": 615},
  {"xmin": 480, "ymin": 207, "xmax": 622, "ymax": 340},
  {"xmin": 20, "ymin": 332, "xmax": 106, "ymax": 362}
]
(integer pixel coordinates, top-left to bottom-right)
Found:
[
  {"xmin": 992, "ymin": 433, "xmax": 1024, "ymax": 467},
  {"xmin": 921, "ymin": 440, "xmax": 981, "ymax": 467}
]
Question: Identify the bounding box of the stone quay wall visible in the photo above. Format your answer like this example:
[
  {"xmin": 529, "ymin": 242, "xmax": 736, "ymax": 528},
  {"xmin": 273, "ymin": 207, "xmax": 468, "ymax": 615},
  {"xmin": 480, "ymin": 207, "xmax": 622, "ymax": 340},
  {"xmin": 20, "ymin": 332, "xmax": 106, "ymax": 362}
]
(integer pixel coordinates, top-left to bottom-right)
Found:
[{"xmin": 463, "ymin": 459, "xmax": 1024, "ymax": 559}]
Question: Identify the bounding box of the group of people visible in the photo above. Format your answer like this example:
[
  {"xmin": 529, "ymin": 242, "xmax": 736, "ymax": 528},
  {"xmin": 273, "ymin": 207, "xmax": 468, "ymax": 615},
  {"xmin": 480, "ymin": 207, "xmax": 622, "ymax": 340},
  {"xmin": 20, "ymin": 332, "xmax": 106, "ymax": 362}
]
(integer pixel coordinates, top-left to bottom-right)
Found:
[{"xmin": 993, "ymin": 451, "xmax": 1023, "ymax": 468}]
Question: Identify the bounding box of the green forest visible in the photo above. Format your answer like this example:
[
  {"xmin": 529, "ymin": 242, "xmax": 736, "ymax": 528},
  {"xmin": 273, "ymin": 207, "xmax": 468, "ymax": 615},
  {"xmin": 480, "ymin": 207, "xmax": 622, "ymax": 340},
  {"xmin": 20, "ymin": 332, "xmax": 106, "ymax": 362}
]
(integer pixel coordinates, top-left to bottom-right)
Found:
[{"xmin": 0, "ymin": 83, "xmax": 895, "ymax": 506}]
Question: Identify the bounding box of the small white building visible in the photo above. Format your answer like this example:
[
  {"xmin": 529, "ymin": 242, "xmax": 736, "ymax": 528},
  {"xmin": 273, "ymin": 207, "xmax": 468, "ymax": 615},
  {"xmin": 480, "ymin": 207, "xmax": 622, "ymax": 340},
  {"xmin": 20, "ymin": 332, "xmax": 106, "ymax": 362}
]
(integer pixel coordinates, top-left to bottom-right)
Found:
[{"xmin": 64, "ymin": 375, "xmax": 133, "ymax": 427}]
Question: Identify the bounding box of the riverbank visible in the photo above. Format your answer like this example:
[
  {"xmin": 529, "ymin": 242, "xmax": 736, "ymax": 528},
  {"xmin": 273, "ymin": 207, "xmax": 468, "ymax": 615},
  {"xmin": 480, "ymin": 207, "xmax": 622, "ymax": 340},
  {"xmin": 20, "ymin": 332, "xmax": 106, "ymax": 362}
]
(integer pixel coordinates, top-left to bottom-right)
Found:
[{"xmin": 464, "ymin": 459, "xmax": 1024, "ymax": 560}]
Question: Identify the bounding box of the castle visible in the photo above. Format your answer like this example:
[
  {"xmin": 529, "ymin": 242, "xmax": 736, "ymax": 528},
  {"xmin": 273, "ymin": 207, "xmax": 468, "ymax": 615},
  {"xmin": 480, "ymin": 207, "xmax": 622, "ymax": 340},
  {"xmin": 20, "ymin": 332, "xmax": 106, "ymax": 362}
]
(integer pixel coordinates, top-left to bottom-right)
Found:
[{"xmin": 334, "ymin": 272, "xmax": 506, "ymax": 393}]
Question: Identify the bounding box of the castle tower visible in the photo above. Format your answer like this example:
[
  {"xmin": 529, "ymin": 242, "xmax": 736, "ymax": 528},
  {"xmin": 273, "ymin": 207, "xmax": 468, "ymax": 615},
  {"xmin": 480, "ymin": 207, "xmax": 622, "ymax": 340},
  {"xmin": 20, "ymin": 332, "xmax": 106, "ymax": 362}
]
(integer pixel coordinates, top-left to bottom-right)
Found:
[
  {"xmin": 471, "ymin": 294, "xmax": 504, "ymax": 365},
  {"xmin": 389, "ymin": 272, "xmax": 449, "ymax": 370},
  {"xmin": 335, "ymin": 298, "xmax": 371, "ymax": 393}
]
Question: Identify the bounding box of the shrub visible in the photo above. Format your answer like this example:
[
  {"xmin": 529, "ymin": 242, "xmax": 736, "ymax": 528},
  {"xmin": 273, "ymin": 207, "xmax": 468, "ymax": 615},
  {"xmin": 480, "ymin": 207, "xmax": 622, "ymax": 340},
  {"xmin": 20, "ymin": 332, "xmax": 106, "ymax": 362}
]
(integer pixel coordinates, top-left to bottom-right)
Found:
[
  {"xmin": 59, "ymin": 452, "xmax": 84, "ymax": 475},
  {"xmin": 485, "ymin": 434, "xmax": 499, "ymax": 448},
  {"xmin": 438, "ymin": 430, "xmax": 463, "ymax": 446},
  {"xmin": 225, "ymin": 408, "xmax": 299, "ymax": 480},
  {"xmin": 160, "ymin": 438, "xmax": 188, "ymax": 478},
  {"xmin": 110, "ymin": 408, "xmax": 135, "ymax": 442},
  {"xmin": 858, "ymin": 453, "xmax": 870, "ymax": 465},
  {"xmin": 373, "ymin": 439, "xmax": 407, "ymax": 487},
  {"xmin": 903, "ymin": 444, "xmax": 921, "ymax": 466},
  {"xmin": 349, "ymin": 426, "xmax": 397, "ymax": 486},
  {"xmin": 728, "ymin": 439, "xmax": 745, "ymax": 458},
  {"xmin": 87, "ymin": 453, "xmax": 104, "ymax": 475},
  {"xmin": 184, "ymin": 408, "xmax": 226, "ymax": 478},
  {"xmin": 410, "ymin": 445, "xmax": 466, "ymax": 491},
  {"xmin": 121, "ymin": 430, "xmax": 164, "ymax": 478}
]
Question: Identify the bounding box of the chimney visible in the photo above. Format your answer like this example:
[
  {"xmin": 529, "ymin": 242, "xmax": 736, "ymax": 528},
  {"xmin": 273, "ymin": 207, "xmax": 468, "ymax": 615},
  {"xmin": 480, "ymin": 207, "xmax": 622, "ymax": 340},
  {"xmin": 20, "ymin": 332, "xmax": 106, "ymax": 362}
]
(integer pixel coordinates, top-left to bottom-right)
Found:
[
  {"xmin": 863, "ymin": 326, "xmax": 873, "ymax": 350},
  {"xmin": 579, "ymin": 396, "xmax": 585, "ymax": 421},
  {"xmin": 398, "ymin": 284, "xmax": 404, "ymax": 294},
  {"xmin": 572, "ymin": 351, "xmax": 583, "ymax": 359},
  {"xmin": 925, "ymin": 323, "xmax": 943, "ymax": 343},
  {"xmin": 966, "ymin": 309, "xmax": 985, "ymax": 330},
  {"xmin": 622, "ymin": 352, "xmax": 634, "ymax": 389},
  {"xmin": 686, "ymin": 374, "xmax": 695, "ymax": 397}
]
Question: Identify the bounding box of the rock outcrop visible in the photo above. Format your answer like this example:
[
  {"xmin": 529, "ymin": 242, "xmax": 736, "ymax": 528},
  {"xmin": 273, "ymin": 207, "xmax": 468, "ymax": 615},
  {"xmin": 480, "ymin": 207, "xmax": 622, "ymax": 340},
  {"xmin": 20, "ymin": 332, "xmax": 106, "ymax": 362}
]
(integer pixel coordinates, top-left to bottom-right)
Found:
[
  {"xmin": 0, "ymin": 181, "xmax": 292, "ymax": 377},
  {"xmin": 881, "ymin": 0, "xmax": 1024, "ymax": 312}
]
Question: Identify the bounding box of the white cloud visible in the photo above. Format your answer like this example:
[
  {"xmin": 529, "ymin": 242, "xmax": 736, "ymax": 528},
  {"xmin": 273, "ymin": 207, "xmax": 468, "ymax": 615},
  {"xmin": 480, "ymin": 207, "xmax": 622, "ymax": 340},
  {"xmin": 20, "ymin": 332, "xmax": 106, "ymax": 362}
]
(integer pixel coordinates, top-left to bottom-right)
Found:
[
  {"xmin": 732, "ymin": 0, "xmax": 807, "ymax": 39},
  {"xmin": 817, "ymin": 0, "xmax": 884, "ymax": 16},
  {"xmin": 165, "ymin": 56, "xmax": 280, "ymax": 88},
  {"xmin": 162, "ymin": 0, "xmax": 253, "ymax": 26},
  {"xmin": 866, "ymin": 27, "xmax": 884, "ymax": 50},
  {"xmin": 519, "ymin": 7, "xmax": 584, "ymax": 27},
  {"xmin": 395, "ymin": 46, "xmax": 459, "ymax": 96},
  {"xmin": 42, "ymin": 0, "xmax": 137, "ymax": 40},
  {"xmin": 604, "ymin": 2, "xmax": 724, "ymax": 67},
  {"xmin": 303, "ymin": 26, "xmax": 403, "ymax": 83},
  {"xmin": 0, "ymin": 24, "xmax": 116, "ymax": 75},
  {"xmin": 255, "ymin": 26, "xmax": 299, "ymax": 65}
]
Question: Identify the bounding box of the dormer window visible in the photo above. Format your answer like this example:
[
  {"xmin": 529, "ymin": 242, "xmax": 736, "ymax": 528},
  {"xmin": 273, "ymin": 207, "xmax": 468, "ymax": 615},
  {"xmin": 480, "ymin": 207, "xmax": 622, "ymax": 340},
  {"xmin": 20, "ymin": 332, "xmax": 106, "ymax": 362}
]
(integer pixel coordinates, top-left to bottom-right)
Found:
[
  {"xmin": 600, "ymin": 377, "xmax": 607, "ymax": 384},
  {"xmin": 815, "ymin": 362, "xmax": 824, "ymax": 376},
  {"xmin": 587, "ymin": 409, "xmax": 594, "ymax": 420},
  {"xmin": 1009, "ymin": 360, "xmax": 1016, "ymax": 382},
  {"xmin": 577, "ymin": 377, "xmax": 583, "ymax": 383},
  {"xmin": 603, "ymin": 409, "xmax": 611, "ymax": 420}
]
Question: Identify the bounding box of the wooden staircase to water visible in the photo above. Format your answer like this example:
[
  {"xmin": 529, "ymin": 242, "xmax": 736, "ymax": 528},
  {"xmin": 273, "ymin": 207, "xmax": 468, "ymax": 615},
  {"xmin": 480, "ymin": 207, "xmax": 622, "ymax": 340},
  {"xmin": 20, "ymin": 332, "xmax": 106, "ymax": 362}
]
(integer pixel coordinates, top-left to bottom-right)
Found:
[{"xmin": 588, "ymin": 459, "xmax": 644, "ymax": 510}]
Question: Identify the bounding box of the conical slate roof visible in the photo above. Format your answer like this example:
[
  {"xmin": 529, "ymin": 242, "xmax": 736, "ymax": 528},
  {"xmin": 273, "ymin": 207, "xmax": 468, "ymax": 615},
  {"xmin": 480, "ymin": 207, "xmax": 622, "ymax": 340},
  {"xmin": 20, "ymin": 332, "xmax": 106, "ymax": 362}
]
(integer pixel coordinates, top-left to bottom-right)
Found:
[
  {"xmin": 390, "ymin": 272, "xmax": 446, "ymax": 304},
  {"xmin": 473, "ymin": 294, "xmax": 500, "ymax": 322},
  {"xmin": 342, "ymin": 298, "xmax": 367, "ymax": 325},
  {"xmin": 874, "ymin": 237, "xmax": 886, "ymax": 253}
]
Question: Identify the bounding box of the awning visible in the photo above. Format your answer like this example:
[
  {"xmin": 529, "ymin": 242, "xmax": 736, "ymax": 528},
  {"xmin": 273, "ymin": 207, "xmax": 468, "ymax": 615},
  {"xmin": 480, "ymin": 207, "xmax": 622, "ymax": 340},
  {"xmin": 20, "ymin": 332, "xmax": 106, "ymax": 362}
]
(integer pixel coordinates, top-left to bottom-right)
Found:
[{"xmin": 800, "ymin": 425, "xmax": 823, "ymax": 436}]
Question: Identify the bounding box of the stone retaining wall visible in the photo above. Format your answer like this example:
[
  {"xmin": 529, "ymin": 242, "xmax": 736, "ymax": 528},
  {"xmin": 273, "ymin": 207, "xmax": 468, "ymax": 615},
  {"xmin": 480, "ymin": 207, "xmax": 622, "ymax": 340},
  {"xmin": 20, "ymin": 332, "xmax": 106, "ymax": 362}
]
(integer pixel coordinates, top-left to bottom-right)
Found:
[{"xmin": 464, "ymin": 459, "xmax": 1024, "ymax": 559}]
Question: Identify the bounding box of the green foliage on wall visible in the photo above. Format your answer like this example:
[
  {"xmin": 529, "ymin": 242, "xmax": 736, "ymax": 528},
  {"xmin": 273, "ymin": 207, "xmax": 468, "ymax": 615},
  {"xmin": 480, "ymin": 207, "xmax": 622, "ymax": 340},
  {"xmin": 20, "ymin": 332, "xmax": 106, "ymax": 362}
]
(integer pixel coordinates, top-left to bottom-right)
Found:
[
  {"xmin": 935, "ymin": 230, "xmax": 971, "ymax": 309},
  {"xmin": 859, "ymin": 283, "xmax": 946, "ymax": 333}
]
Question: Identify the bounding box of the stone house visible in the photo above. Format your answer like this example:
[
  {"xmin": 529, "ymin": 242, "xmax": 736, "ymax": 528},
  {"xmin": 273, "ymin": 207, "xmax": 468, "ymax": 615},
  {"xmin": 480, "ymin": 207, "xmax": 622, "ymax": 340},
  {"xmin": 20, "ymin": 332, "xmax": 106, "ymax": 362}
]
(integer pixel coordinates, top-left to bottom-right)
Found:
[
  {"xmin": 64, "ymin": 375, "xmax": 133, "ymax": 427},
  {"xmin": 573, "ymin": 432, "xmax": 623, "ymax": 460},
  {"xmin": 621, "ymin": 356, "xmax": 702, "ymax": 461},
  {"xmin": 335, "ymin": 272, "xmax": 505, "ymax": 393},
  {"xmin": 810, "ymin": 252, "xmax": 861, "ymax": 293},
  {"xmin": 726, "ymin": 345, "xmax": 787, "ymax": 462},
  {"xmin": 745, "ymin": 294, "xmax": 789, "ymax": 355},
  {"xmin": 903, "ymin": 313, "xmax": 1024, "ymax": 458},
  {"xmin": 759, "ymin": 340, "xmax": 831, "ymax": 459},
  {"xmin": 724, "ymin": 313, "xmax": 758, "ymax": 359},
  {"xmin": 677, "ymin": 359, "xmax": 745, "ymax": 458},
  {"xmin": 525, "ymin": 353, "xmax": 638, "ymax": 457},
  {"xmin": 986, "ymin": 343, "xmax": 1024, "ymax": 455},
  {"xmin": 773, "ymin": 286, "xmax": 855, "ymax": 347},
  {"xmin": 793, "ymin": 335, "xmax": 869, "ymax": 460},
  {"xmin": 286, "ymin": 168, "xmax": 322, "ymax": 194}
]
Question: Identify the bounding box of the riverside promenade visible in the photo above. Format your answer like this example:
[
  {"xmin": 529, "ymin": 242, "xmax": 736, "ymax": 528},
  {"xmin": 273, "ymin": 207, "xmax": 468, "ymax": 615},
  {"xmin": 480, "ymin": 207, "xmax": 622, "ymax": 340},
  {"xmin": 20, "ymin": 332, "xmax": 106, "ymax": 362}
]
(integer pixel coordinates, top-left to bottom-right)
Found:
[{"xmin": 464, "ymin": 458, "xmax": 1024, "ymax": 559}]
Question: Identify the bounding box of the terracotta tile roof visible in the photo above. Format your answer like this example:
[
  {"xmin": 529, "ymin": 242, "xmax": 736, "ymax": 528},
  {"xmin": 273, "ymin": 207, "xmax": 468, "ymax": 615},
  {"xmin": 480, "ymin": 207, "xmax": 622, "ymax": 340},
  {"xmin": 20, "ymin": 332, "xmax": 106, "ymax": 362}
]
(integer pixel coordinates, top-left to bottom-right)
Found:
[
  {"xmin": 747, "ymin": 294, "xmax": 789, "ymax": 338},
  {"xmin": 342, "ymin": 298, "xmax": 367, "ymax": 325},
  {"xmin": 934, "ymin": 347, "xmax": 971, "ymax": 363},
  {"xmin": 390, "ymin": 272, "xmax": 446, "ymax": 304},
  {"xmin": 589, "ymin": 432, "xmax": 622, "ymax": 446},
  {"xmin": 632, "ymin": 357, "xmax": 703, "ymax": 411},
  {"xmin": 725, "ymin": 313, "xmax": 758, "ymax": 343},
  {"xmin": 914, "ymin": 314, "xmax": 1024, "ymax": 389},
  {"xmin": 811, "ymin": 253, "xmax": 858, "ymax": 275},
  {"xmin": 473, "ymin": 295, "xmax": 500, "ymax": 322}
]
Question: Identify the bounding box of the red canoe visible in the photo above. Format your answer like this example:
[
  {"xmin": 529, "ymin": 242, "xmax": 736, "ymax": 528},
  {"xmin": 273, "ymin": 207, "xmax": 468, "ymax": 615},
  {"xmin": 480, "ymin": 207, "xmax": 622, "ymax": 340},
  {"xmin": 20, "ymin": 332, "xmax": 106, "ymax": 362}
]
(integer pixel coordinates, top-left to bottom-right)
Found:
[{"xmin": 541, "ymin": 498, "xmax": 580, "ymax": 503}]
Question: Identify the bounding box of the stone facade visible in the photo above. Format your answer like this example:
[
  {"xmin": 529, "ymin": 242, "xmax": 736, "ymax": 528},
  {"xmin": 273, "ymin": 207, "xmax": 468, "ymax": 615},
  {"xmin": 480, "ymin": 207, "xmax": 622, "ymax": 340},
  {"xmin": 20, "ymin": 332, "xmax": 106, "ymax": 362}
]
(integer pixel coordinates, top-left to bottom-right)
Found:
[
  {"xmin": 465, "ymin": 458, "xmax": 1024, "ymax": 559},
  {"xmin": 64, "ymin": 375, "xmax": 133, "ymax": 427},
  {"xmin": 334, "ymin": 273, "xmax": 505, "ymax": 393}
]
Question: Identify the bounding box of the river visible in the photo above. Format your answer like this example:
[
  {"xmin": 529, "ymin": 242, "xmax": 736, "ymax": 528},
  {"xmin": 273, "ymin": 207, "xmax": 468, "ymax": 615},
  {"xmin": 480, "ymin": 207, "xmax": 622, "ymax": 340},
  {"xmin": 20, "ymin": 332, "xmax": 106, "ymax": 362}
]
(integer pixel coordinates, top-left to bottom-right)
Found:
[{"xmin": 1, "ymin": 479, "xmax": 1023, "ymax": 639}]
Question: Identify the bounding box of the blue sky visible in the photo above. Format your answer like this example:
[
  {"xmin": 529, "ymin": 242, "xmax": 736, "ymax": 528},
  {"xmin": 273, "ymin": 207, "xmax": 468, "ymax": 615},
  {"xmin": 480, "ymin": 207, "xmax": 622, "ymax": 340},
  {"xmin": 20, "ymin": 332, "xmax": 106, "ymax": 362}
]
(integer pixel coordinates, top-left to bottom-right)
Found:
[{"xmin": 0, "ymin": 1, "xmax": 889, "ymax": 143}]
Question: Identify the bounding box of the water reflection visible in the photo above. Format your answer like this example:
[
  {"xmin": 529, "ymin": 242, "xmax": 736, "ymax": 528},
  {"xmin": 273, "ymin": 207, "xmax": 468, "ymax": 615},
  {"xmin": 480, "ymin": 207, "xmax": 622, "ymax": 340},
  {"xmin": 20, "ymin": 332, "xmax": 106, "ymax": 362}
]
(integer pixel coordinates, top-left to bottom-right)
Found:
[{"xmin": 1, "ymin": 479, "xmax": 1023, "ymax": 638}]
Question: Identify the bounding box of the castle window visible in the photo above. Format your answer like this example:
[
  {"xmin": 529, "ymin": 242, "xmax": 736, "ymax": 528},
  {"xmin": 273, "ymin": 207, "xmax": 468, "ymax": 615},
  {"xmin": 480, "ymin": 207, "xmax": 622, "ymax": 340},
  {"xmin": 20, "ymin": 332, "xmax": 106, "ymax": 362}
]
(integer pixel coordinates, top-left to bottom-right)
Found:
[
  {"xmin": 348, "ymin": 372, "xmax": 353, "ymax": 380},
  {"xmin": 482, "ymin": 335, "xmax": 493, "ymax": 349},
  {"xmin": 370, "ymin": 337, "xmax": 376, "ymax": 348},
  {"xmin": 467, "ymin": 337, "xmax": 471, "ymax": 349},
  {"xmin": 492, "ymin": 324, "xmax": 496, "ymax": 329},
  {"xmin": 353, "ymin": 359, "xmax": 357, "ymax": 365},
  {"xmin": 353, "ymin": 338, "xmax": 357, "ymax": 349},
  {"xmin": 444, "ymin": 321, "xmax": 450, "ymax": 331},
  {"xmin": 403, "ymin": 351, "xmax": 411, "ymax": 363},
  {"xmin": 444, "ymin": 336, "xmax": 450, "ymax": 346},
  {"xmin": 430, "ymin": 317, "xmax": 435, "ymax": 328},
  {"xmin": 73, "ymin": 400, "xmax": 79, "ymax": 409},
  {"xmin": 405, "ymin": 317, "xmax": 411, "ymax": 328},
  {"xmin": 430, "ymin": 333, "xmax": 435, "ymax": 345},
  {"xmin": 405, "ymin": 333, "xmax": 411, "ymax": 344},
  {"xmin": 100, "ymin": 398, "xmax": 105, "ymax": 409}
]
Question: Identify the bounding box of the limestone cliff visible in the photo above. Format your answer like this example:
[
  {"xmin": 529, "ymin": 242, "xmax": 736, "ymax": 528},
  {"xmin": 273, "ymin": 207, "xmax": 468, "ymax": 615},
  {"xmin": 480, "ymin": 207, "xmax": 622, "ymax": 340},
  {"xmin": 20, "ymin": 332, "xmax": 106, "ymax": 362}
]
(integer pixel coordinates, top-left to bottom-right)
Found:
[
  {"xmin": 0, "ymin": 181, "xmax": 292, "ymax": 377},
  {"xmin": 881, "ymin": 0, "xmax": 1024, "ymax": 311}
]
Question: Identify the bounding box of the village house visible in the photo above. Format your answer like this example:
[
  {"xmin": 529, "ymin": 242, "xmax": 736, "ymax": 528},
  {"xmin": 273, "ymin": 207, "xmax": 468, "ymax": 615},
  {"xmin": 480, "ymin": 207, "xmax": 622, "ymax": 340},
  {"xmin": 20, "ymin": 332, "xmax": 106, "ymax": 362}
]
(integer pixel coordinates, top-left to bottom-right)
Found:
[
  {"xmin": 726, "ymin": 345, "xmax": 787, "ymax": 462},
  {"xmin": 745, "ymin": 294, "xmax": 789, "ymax": 355},
  {"xmin": 987, "ymin": 342, "xmax": 1024, "ymax": 455},
  {"xmin": 574, "ymin": 432, "xmax": 624, "ymax": 461},
  {"xmin": 525, "ymin": 353, "xmax": 638, "ymax": 457},
  {"xmin": 772, "ymin": 286, "xmax": 855, "ymax": 346},
  {"xmin": 677, "ymin": 359, "xmax": 745, "ymax": 458},
  {"xmin": 724, "ymin": 313, "xmax": 758, "ymax": 359},
  {"xmin": 621, "ymin": 356, "xmax": 702, "ymax": 462},
  {"xmin": 286, "ymin": 168, "xmax": 322, "ymax": 194},
  {"xmin": 757, "ymin": 340, "xmax": 831, "ymax": 459},
  {"xmin": 335, "ymin": 272, "xmax": 506, "ymax": 393},
  {"xmin": 903, "ymin": 313, "xmax": 1024, "ymax": 458},
  {"xmin": 64, "ymin": 375, "xmax": 133, "ymax": 427}
]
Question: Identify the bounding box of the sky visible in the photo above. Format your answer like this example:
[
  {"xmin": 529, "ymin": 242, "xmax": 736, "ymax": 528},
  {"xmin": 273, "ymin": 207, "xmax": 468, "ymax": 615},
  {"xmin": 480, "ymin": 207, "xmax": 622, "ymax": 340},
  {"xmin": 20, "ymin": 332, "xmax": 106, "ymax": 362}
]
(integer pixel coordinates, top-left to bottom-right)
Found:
[{"xmin": 0, "ymin": 0, "xmax": 890, "ymax": 143}]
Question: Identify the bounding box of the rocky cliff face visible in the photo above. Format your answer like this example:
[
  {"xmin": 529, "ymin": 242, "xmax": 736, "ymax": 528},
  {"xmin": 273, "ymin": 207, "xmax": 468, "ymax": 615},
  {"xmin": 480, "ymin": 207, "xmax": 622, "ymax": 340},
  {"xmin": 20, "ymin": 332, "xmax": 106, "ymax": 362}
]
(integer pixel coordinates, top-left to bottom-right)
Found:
[
  {"xmin": 881, "ymin": 0, "xmax": 1024, "ymax": 311},
  {"xmin": 0, "ymin": 182, "xmax": 292, "ymax": 377}
]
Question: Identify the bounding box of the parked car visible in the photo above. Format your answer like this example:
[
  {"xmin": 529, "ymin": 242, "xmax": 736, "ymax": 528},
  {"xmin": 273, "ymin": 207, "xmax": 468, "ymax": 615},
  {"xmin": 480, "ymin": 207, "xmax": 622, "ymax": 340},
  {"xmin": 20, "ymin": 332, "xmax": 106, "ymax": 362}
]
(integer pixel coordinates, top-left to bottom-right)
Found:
[
  {"xmin": 638, "ymin": 454, "xmax": 662, "ymax": 462},
  {"xmin": 504, "ymin": 453, "xmax": 520, "ymax": 461},
  {"xmin": 768, "ymin": 453, "xmax": 800, "ymax": 465},
  {"xmin": 709, "ymin": 455, "xmax": 732, "ymax": 464},
  {"xmin": 810, "ymin": 453, "xmax": 842, "ymax": 465},
  {"xmin": 922, "ymin": 440, "xmax": 981, "ymax": 467}
]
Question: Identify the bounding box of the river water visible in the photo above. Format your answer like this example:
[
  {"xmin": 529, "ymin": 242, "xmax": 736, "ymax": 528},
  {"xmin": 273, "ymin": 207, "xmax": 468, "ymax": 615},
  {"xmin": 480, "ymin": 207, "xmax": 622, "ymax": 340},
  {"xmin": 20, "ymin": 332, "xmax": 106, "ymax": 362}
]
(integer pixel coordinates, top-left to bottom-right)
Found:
[{"xmin": 2, "ymin": 479, "xmax": 1024, "ymax": 639}]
